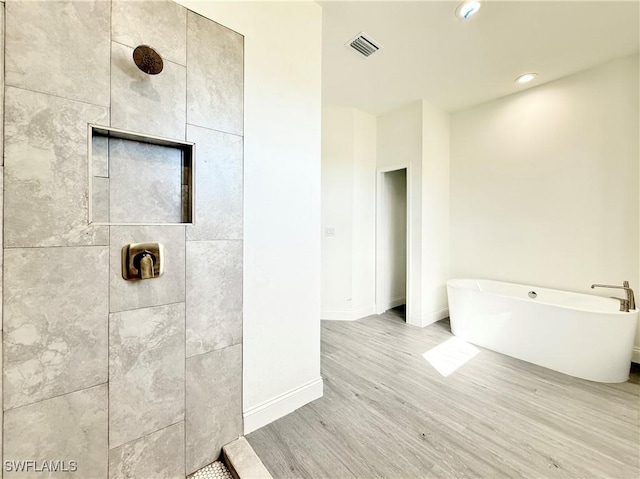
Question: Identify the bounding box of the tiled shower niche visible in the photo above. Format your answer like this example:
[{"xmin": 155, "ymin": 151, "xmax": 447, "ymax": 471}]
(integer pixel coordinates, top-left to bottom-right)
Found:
[{"xmin": 90, "ymin": 125, "xmax": 195, "ymax": 225}]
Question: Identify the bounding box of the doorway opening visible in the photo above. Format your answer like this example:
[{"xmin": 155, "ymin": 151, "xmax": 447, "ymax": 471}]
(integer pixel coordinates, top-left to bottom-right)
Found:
[{"xmin": 376, "ymin": 167, "xmax": 408, "ymax": 322}]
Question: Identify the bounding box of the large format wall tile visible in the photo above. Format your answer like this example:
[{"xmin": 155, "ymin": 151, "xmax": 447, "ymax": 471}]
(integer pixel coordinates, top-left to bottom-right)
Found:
[
  {"xmin": 0, "ymin": 339, "xmax": 3, "ymax": 461},
  {"xmin": 93, "ymin": 135, "xmax": 109, "ymax": 178},
  {"xmin": 4, "ymin": 87, "xmax": 109, "ymax": 247},
  {"xmin": 109, "ymin": 138, "xmax": 183, "ymax": 224},
  {"xmin": 109, "ymin": 422, "xmax": 185, "ymax": 479},
  {"xmin": 110, "ymin": 226, "xmax": 186, "ymax": 313},
  {"xmin": 111, "ymin": 41, "xmax": 186, "ymax": 140},
  {"xmin": 1, "ymin": 6, "xmax": 5, "ymax": 465},
  {"xmin": 0, "ymin": 167, "xmax": 3, "ymax": 325},
  {"xmin": 0, "ymin": 3, "xmax": 5, "ymax": 165},
  {"xmin": 92, "ymin": 176, "xmax": 110, "ymax": 224},
  {"xmin": 109, "ymin": 303, "xmax": 185, "ymax": 448},
  {"xmin": 187, "ymin": 11, "xmax": 243, "ymax": 136},
  {"xmin": 112, "ymin": 0, "xmax": 187, "ymax": 66},
  {"xmin": 186, "ymin": 125, "xmax": 243, "ymax": 241},
  {"xmin": 3, "ymin": 384, "xmax": 108, "ymax": 478},
  {"xmin": 187, "ymin": 241, "xmax": 242, "ymax": 357},
  {"xmin": 186, "ymin": 344, "xmax": 242, "ymax": 474},
  {"xmin": 3, "ymin": 247, "xmax": 109, "ymax": 410},
  {"xmin": 5, "ymin": 0, "xmax": 110, "ymax": 107}
]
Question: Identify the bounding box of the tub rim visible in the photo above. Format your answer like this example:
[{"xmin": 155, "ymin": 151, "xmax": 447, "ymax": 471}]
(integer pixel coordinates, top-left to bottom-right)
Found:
[{"xmin": 447, "ymin": 278, "xmax": 639, "ymax": 316}]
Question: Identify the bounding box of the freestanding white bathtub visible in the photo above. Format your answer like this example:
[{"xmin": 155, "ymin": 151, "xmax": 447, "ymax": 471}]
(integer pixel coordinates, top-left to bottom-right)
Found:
[{"xmin": 446, "ymin": 279, "xmax": 639, "ymax": 383}]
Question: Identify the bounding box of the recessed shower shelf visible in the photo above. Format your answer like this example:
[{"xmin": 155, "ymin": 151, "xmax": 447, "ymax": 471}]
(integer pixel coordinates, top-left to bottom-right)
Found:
[{"xmin": 88, "ymin": 124, "xmax": 195, "ymax": 226}]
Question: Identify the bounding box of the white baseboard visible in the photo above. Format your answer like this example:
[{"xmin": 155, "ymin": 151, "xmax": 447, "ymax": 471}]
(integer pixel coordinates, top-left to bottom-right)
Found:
[
  {"xmin": 632, "ymin": 347, "xmax": 640, "ymax": 364},
  {"xmin": 408, "ymin": 307, "xmax": 449, "ymax": 328},
  {"xmin": 321, "ymin": 305, "xmax": 375, "ymax": 321},
  {"xmin": 243, "ymin": 377, "xmax": 323, "ymax": 434}
]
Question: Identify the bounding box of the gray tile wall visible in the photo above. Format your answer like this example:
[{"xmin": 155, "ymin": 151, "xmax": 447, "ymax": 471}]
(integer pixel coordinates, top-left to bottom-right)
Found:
[
  {"xmin": 110, "ymin": 41, "xmax": 187, "ymax": 140},
  {"xmin": 186, "ymin": 344, "xmax": 243, "ymax": 473},
  {"xmin": 5, "ymin": 1, "xmax": 111, "ymax": 107},
  {"xmin": 109, "ymin": 303, "xmax": 185, "ymax": 448},
  {"xmin": 4, "ymin": 87, "xmax": 110, "ymax": 247},
  {"xmin": 187, "ymin": 241, "xmax": 242, "ymax": 357},
  {"xmin": 187, "ymin": 12, "xmax": 244, "ymax": 137},
  {"xmin": 186, "ymin": 125, "xmax": 243, "ymax": 241},
  {"xmin": 109, "ymin": 423, "xmax": 186, "ymax": 479},
  {"xmin": 3, "ymin": 247, "xmax": 109, "ymax": 410},
  {"xmin": 109, "ymin": 225, "xmax": 186, "ymax": 313},
  {"xmin": 2, "ymin": 1, "xmax": 244, "ymax": 477},
  {"xmin": 107, "ymin": 139, "xmax": 184, "ymax": 224},
  {"xmin": 1, "ymin": 2, "xmax": 4, "ymax": 467},
  {"xmin": 4, "ymin": 384, "xmax": 109, "ymax": 479},
  {"xmin": 111, "ymin": 0, "xmax": 187, "ymax": 67}
]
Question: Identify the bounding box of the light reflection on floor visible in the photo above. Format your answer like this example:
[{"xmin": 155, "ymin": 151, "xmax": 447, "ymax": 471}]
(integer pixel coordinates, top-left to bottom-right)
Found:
[{"xmin": 422, "ymin": 336, "xmax": 480, "ymax": 377}]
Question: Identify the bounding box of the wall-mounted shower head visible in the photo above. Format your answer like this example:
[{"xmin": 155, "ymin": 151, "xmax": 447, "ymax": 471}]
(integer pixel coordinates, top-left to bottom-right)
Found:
[{"xmin": 133, "ymin": 45, "xmax": 163, "ymax": 75}]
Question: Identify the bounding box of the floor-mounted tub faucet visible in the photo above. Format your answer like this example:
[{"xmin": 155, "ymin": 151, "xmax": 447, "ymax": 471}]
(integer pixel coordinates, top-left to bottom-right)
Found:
[{"xmin": 591, "ymin": 281, "xmax": 636, "ymax": 312}]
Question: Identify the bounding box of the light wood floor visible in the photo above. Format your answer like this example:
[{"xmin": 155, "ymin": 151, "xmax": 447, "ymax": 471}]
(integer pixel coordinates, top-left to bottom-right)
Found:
[{"xmin": 246, "ymin": 311, "xmax": 640, "ymax": 478}]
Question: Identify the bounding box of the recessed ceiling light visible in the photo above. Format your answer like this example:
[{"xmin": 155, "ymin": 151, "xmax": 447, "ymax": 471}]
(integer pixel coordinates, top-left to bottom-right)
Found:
[
  {"xmin": 456, "ymin": 1, "xmax": 482, "ymax": 20},
  {"xmin": 515, "ymin": 73, "xmax": 538, "ymax": 84}
]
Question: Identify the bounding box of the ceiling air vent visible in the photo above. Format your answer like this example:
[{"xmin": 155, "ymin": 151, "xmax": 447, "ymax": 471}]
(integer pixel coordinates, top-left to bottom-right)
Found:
[{"xmin": 348, "ymin": 32, "xmax": 381, "ymax": 58}]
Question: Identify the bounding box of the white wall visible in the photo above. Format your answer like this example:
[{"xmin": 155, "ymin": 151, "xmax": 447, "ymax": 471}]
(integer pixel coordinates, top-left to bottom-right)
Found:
[
  {"xmin": 321, "ymin": 107, "xmax": 376, "ymax": 320},
  {"xmin": 450, "ymin": 54, "xmax": 639, "ymax": 358},
  {"xmin": 381, "ymin": 169, "xmax": 407, "ymax": 308},
  {"xmin": 351, "ymin": 109, "xmax": 377, "ymax": 316},
  {"xmin": 175, "ymin": 0, "xmax": 323, "ymax": 433},
  {"xmin": 321, "ymin": 108, "xmax": 354, "ymax": 315},
  {"xmin": 420, "ymin": 103, "xmax": 451, "ymax": 324}
]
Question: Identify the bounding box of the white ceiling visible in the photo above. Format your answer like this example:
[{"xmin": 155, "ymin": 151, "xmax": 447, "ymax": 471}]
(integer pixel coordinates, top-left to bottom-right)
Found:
[{"xmin": 321, "ymin": 0, "xmax": 640, "ymax": 114}]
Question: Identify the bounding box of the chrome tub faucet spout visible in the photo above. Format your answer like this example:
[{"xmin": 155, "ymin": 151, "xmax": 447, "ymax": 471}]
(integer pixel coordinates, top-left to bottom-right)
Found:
[{"xmin": 591, "ymin": 281, "xmax": 636, "ymax": 312}]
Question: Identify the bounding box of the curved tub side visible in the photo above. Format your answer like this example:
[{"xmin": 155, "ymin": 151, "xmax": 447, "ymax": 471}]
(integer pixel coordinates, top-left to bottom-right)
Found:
[{"xmin": 446, "ymin": 281, "xmax": 638, "ymax": 383}]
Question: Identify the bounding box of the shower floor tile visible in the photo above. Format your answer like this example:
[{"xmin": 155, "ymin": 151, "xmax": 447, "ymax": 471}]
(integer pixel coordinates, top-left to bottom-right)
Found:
[{"xmin": 189, "ymin": 460, "xmax": 233, "ymax": 479}]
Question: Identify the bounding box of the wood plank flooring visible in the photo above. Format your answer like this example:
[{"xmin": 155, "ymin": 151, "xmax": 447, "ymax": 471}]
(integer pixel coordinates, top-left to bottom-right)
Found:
[{"xmin": 246, "ymin": 312, "xmax": 640, "ymax": 478}]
